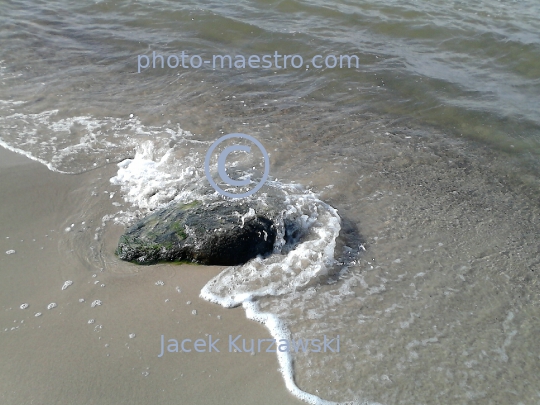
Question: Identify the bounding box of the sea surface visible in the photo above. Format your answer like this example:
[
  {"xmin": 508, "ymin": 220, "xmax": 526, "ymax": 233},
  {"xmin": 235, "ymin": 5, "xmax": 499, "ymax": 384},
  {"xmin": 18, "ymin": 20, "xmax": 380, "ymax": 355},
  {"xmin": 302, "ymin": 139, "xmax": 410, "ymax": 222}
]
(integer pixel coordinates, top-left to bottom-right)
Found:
[{"xmin": 1, "ymin": 1, "xmax": 539, "ymax": 404}]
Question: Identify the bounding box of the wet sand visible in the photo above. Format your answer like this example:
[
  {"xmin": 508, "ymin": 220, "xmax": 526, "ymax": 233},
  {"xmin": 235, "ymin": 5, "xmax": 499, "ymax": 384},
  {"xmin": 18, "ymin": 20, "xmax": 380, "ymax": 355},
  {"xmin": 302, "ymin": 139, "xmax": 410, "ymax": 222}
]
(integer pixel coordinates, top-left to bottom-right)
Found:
[{"xmin": 0, "ymin": 147, "xmax": 302, "ymax": 405}]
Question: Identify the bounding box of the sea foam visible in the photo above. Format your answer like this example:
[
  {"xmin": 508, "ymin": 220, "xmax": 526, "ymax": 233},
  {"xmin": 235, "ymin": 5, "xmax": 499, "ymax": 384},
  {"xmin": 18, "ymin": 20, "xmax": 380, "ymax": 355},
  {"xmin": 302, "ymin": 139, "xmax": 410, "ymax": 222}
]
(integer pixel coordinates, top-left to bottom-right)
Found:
[{"xmin": 109, "ymin": 137, "xmax": 368, "ymax": 405}]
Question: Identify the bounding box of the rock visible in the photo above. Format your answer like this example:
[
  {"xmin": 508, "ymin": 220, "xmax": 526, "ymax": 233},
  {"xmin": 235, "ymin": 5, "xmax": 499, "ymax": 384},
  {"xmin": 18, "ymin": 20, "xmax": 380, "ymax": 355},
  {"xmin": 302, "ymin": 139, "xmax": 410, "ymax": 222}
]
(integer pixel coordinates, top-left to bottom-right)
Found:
[{"xmin": 117, "ymin": 200, "xmax": 277, "ymax": 265}]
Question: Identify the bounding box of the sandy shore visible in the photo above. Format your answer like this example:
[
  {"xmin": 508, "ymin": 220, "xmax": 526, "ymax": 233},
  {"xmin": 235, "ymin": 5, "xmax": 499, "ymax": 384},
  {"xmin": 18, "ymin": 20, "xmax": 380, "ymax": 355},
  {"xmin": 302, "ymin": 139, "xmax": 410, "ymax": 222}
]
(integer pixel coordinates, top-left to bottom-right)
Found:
[{"xmin": 0, "ymin": 147, "xmax": 303, "ymax": 405}]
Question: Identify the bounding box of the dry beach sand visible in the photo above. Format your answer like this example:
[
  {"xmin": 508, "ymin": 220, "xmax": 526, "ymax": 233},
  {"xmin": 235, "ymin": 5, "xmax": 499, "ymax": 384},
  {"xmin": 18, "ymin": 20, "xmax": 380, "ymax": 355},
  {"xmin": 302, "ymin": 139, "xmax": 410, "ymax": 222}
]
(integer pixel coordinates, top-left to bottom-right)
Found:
[{"xmin": 0, "ymin": 147, "xmax": 302, "ymax": 405}]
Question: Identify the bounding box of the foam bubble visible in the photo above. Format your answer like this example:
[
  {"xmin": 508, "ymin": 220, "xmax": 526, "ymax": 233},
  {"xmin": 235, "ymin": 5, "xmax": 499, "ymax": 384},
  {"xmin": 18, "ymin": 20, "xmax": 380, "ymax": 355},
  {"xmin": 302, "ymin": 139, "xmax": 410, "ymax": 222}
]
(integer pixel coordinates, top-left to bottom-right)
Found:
[{"xmin": 91, "ymin": 300, "xmax": 102, "ymax": 308}]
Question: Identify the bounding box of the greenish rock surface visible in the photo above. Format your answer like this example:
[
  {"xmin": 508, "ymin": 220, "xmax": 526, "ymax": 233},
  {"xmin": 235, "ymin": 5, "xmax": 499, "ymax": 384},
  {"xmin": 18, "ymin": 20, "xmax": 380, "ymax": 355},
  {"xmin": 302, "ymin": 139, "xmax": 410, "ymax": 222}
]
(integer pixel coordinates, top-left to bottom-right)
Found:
[{"xmin": 117, "ymin": 200, "xmax": 277, "ymax": 265}]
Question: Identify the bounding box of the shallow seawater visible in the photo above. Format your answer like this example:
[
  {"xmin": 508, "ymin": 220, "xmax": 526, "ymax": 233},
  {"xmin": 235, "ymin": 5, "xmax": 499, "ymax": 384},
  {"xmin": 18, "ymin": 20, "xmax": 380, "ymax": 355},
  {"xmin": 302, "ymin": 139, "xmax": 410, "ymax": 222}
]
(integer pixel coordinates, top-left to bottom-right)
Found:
[{"xmin": 1, "ymin": 0, "xmax": 539, "ymax": 404}]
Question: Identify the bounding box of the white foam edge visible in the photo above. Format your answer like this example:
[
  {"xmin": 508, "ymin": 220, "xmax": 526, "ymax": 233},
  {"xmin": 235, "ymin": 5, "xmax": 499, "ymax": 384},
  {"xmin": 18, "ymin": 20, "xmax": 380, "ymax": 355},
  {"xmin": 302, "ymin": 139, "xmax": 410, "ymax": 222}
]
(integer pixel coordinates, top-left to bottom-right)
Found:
[
  {"xmin": 199, "ymin": 197, "xmax": 382, "ymax": 405},
  {"xmin": 199, "ymin": 289, "xmax": 378, "ymax": 405},
  {"xmin": 0, "ymin": 139, "xmax": 71, "ymax": 174},
  {"xmin": 200, "ymin": 287, "xmax": 334, "ymax": 405}
]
